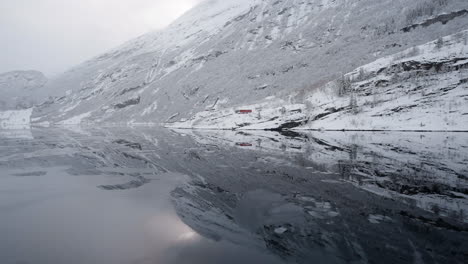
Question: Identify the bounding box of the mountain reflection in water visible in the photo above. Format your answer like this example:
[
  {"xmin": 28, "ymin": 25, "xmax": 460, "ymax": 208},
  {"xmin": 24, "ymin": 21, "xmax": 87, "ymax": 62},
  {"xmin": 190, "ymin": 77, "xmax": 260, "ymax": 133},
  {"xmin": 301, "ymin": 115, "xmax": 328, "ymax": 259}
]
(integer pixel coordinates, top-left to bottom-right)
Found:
[{"xmin": 0, "ymin": 127, "xmax": 466, "ymax": 264}]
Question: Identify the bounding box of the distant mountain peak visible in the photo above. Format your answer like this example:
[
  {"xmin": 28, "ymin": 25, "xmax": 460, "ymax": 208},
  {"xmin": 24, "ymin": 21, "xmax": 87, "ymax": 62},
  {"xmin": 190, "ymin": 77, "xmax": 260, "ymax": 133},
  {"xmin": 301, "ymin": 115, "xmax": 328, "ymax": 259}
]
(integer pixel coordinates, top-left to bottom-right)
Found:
[{"xmin": 0, "ymin": 70, "xmax": 48, "ymax": 110}]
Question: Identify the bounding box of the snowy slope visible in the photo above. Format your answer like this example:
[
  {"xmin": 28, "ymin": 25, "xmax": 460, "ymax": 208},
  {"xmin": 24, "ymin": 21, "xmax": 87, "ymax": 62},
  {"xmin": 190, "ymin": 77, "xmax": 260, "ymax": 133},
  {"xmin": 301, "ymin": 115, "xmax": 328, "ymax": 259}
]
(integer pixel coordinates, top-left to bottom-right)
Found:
[
  {"xmin": 167, "ymin": 30, "xmax": 468, "ymax": 131},
  {"xmin": 299, "ymin": 31, "xmax": 468, "ymax": 131},
  {"xmin": 0, "ymin": 108, "xmax": 33, "ymax": 129},
  {"xmin": 0, "ymin": 71, "xmax": 47, "ymax": 110},
  {"xmin": 32, "ymin": 0, "xmax": 468, "ymax": 128}
]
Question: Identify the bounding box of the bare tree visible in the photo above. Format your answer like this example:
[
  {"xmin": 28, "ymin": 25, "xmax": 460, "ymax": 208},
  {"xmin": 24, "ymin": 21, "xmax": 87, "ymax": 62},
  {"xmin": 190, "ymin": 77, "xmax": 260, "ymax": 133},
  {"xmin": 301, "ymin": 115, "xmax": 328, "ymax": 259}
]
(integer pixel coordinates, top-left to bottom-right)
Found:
[
  {"xmin": 371, "ymin": 90, "xmax": 378, "ymax": 108},
  {"xmin": 357, "ymin": 68, "xmax": 366, "ymax": 81},
  {"xmin": 435, "ymin": 37, "xmax": 444, "ymax": 50},
  {"xmin": 407, "ymin": 46, "xmax": 420, "ymax": 57},
  {"xmin": 280, "ymin": 106, "xmax": 287, "ymax": 115},
  {"xmin": 349, "ymin": 92, "xmax": 358, "ymax": 114},
  {"xmin": 337, "ymin": 74, "xmax": 352, "ymax": 96}
]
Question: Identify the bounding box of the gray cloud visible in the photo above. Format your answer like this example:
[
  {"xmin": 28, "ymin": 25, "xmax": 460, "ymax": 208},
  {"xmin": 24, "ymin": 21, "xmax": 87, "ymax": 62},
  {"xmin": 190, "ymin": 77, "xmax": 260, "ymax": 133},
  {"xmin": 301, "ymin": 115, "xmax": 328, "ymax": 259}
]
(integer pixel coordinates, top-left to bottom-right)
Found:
[{"xmin": 0, "ymin": 0, "xmax": 202, "ymax": 76}]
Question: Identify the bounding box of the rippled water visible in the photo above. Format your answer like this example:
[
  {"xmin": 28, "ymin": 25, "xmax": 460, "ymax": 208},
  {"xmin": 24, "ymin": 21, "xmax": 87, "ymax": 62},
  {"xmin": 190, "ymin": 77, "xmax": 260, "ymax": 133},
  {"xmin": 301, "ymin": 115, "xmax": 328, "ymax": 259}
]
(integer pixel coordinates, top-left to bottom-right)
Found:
[{"xmin": 0, "ymin": 127, "xmax": 467, "ymax": 264}]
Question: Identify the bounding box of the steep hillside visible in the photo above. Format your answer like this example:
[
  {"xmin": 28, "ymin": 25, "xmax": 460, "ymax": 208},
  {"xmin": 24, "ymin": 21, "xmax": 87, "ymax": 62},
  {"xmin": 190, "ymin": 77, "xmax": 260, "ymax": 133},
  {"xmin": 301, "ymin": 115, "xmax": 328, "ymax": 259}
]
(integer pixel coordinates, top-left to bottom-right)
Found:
[
  {"xmin": 167, "ymin": 30, "xmax": 468, "ymax": 131},
  {"xmin": 0, "ymin": 70, "xmax": 47, "ymax": 110},
  {"xmin": 32, "ymin": 0, "xmax": 468, "ymax": 128}
]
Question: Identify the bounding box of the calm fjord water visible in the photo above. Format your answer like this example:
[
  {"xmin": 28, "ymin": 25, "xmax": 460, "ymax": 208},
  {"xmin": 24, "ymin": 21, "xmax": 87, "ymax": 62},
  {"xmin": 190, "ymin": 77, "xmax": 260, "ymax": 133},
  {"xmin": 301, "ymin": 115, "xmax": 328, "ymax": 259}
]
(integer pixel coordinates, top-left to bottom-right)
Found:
[{"xmin": 0, "ymin": 127, "xmax": 467, "ymax": 264}]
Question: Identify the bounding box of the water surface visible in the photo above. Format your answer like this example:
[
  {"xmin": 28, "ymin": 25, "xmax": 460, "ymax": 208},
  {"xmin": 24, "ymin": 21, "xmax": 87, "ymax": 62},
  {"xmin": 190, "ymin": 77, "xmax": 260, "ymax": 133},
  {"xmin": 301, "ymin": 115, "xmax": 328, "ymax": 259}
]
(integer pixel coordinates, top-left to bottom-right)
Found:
[{"xmin": 0, "ymin": 127, "xmax": 467, "ymax": 264}]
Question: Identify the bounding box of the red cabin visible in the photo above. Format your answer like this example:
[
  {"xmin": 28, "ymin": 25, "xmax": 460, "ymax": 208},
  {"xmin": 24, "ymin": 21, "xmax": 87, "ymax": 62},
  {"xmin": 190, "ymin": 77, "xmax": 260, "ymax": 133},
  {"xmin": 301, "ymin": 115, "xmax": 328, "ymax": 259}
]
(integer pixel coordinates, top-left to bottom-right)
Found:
[
  {"xmin": 236, "ymin": 109, "xmax": 253, "ymax": 114},
  {"xmin": 236, "ymin": 143, "xmax": 253, "ymax": 147}
]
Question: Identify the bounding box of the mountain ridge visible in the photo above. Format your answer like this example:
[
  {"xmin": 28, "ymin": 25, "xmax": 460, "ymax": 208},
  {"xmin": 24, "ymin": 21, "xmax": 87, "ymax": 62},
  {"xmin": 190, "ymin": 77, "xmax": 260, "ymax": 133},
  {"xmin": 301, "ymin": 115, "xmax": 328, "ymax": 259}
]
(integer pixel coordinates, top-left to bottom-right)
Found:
[
  {"xmin": 0, "ymin": 70, "xmax": 48, "ymax": 111},
  {"xmin": 27, "ymin": 0, "xmax": 468, "ymax": 130}
]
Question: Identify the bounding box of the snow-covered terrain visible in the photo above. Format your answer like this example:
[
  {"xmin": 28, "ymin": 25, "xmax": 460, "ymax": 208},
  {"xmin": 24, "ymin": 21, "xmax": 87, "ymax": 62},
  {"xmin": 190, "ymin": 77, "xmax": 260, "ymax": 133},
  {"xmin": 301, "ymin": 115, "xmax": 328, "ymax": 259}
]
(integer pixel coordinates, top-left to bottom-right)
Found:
[
  {"xmin": 0, "ymin": 70, "xmax": 47, "ymax": 111},
  {"xmin": 167, "ymin": 30, "xmax": 468, "ymax": 131},
  {"xmin": 28, "ymin": 0, "xmax": 468, "ymax": 131},
  {"xmin": 0, "ymin": 108, "xmax": 32, "ymax": 129},
  {"xmin": 0, "ymin": 70, "xmax": 48, "ymax": 129}
]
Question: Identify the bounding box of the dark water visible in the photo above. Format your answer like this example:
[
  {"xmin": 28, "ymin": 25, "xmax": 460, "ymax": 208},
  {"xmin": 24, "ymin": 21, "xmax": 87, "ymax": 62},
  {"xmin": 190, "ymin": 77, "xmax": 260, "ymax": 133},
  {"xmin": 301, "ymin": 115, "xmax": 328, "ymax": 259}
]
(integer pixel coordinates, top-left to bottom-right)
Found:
[{"xmin": 0, "ymin": 127, "xmax": 467, "ymax": 264}]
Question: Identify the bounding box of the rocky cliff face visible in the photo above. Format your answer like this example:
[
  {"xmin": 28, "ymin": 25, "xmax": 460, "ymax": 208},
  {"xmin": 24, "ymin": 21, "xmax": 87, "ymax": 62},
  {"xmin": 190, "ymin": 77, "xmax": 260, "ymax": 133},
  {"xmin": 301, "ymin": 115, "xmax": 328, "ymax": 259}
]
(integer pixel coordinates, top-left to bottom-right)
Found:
[
  {"xmin": 0, "ymin": 70, "xmax": 47, "ymax": 110},
  {"xmin": 32, "ymin": 0, "xmax": 468, "ymax": 129}
]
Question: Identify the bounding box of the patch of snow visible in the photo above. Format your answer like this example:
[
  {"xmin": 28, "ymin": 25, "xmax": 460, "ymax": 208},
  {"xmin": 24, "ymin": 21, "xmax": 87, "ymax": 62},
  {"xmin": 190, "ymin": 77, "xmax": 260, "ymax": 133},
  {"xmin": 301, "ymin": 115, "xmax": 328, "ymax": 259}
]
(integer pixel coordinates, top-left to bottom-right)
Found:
[
  {"xmin": 0, "ymin": 108, "xmax": 32, "ymax": 129},
  {"xmin": 274, "ymin": 227, "xmax": 288, "ymax": 234},
  {"xmin": 57, "ymin": 112, "xmax": 92, "ymax": 125}
]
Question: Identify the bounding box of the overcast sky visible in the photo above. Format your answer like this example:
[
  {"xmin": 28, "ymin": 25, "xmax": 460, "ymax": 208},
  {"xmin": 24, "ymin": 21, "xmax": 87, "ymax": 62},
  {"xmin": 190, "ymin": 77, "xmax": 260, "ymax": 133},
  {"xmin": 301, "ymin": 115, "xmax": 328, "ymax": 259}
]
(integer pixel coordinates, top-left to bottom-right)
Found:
[{"xmin": 0, "ymin": 0, "xmax": 203, "ymax": 76}]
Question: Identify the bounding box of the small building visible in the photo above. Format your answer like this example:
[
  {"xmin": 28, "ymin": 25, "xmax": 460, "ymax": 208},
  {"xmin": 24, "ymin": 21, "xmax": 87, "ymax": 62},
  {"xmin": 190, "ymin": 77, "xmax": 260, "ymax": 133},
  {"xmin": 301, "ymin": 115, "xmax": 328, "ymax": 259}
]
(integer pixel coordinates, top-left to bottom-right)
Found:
[
  {"xmin": 236, "ymin": 143, "xmax": 253, "ymax": 147},
  {"xmin": 236, "ymin": 109, "xmax": 253, "ymax": 114}
]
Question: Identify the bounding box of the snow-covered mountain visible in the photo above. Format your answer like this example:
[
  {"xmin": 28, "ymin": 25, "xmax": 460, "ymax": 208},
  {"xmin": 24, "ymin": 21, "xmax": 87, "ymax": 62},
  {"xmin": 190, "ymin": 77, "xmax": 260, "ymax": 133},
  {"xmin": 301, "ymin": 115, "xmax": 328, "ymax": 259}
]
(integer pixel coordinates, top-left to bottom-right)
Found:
[
  {"xmin": 0, "ymin": 70, "xmax": 47, "ymax": 111},
  {"xmin": 32, "ymin": 0, "xmax": 468, "ymax": 130},
  {"xmin": 167, "ymin": 30, "xmax": 468, "ymax": 131}
]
